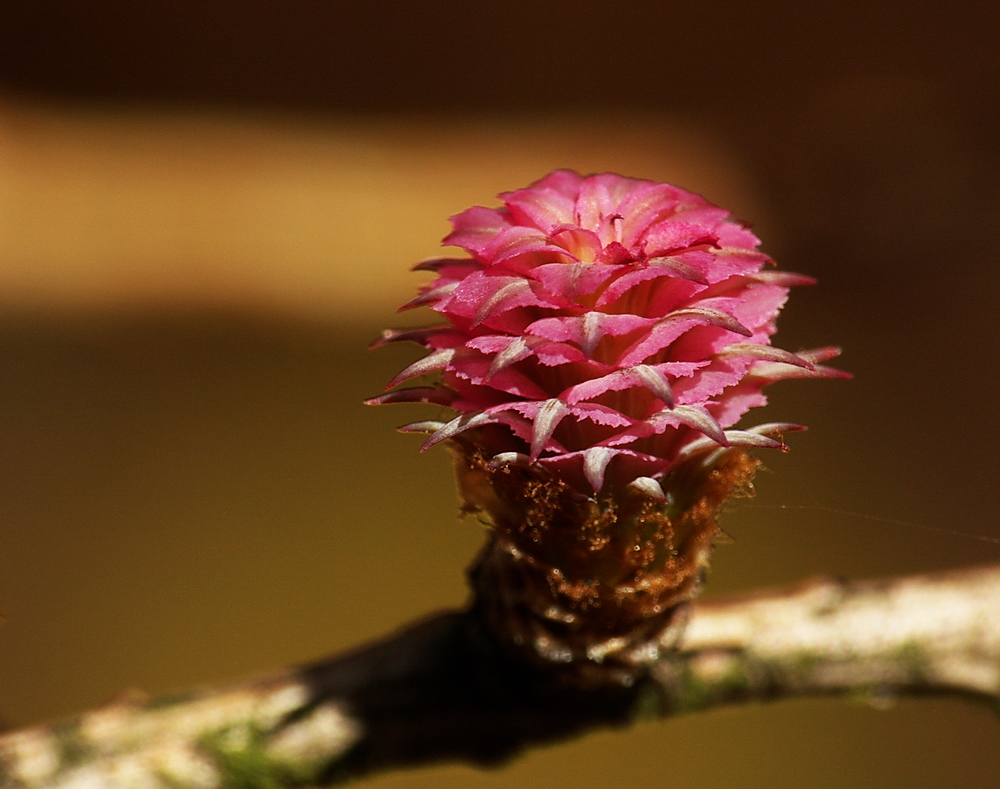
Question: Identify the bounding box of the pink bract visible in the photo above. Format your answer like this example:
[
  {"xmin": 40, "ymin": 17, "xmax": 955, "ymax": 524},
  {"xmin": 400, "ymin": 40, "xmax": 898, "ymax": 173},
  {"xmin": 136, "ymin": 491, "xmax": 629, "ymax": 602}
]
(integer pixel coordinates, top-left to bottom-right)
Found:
[{"xmin": 370, "ymin": 170, "xmax": 846, "ymax": 497}]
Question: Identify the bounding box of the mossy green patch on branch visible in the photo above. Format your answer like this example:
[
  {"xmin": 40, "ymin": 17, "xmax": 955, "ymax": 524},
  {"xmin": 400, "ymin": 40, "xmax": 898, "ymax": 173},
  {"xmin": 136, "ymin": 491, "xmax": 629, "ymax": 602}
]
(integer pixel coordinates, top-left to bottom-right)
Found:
[
  {"xmin": 52, "ymin": 720, "xmax": 92, "ymax": 772},
  {"xmin": 891, "ymin": 640, "xmax": 930, "ymax": 682},
  {"xmin": 200, "ymin": 726, "xmax": 297, "ymax": 789},
  {"xmin": 664, "ymin": 652, "xmax": 753, "ymax": 713}
]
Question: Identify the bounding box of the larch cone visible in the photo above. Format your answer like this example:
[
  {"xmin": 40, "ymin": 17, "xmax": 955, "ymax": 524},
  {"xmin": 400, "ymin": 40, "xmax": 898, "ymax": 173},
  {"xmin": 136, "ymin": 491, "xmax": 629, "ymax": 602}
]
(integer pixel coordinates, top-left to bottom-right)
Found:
[{"xmin": 368, "ymin": 170, "xmax": 847, "ymax": 685}]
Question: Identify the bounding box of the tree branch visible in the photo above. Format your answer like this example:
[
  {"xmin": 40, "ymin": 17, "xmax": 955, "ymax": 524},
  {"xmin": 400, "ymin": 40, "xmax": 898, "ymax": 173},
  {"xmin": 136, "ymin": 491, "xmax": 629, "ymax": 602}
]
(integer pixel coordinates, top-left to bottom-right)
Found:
[{"xmin": 3, "ymin": 563, "xmax": 999, "ymax": 789}]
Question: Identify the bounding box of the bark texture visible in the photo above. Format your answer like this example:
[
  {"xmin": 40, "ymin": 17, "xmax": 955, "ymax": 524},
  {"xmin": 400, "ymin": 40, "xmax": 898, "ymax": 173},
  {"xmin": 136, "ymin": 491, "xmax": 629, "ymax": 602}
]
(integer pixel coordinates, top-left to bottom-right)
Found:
[{"xmin": 2, "ymin": 563, "xmax": 999, "ymax": 788}]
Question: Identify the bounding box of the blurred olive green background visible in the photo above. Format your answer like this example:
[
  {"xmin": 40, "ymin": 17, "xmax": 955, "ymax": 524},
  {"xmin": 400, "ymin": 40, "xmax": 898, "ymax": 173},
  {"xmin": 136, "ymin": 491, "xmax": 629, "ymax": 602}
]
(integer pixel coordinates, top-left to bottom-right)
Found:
[{"xmin": 2, "ymin": 2, "xmax": 1000, "ymax": 787}]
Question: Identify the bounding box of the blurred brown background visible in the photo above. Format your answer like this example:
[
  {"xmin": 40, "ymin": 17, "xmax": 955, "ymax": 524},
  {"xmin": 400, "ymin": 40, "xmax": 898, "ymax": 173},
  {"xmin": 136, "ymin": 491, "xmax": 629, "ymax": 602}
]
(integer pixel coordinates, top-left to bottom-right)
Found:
[{"xmin": 2, "ymin": 2, "xmax": 1000, "ymax": 787}]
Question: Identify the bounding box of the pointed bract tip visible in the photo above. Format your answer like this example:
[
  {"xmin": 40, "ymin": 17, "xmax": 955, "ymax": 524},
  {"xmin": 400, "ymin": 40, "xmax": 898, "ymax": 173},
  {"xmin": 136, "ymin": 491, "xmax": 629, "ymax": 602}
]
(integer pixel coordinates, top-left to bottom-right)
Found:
[{"xmin": 628, "ymin": 476, "xmax": 666, "ymax": 501}]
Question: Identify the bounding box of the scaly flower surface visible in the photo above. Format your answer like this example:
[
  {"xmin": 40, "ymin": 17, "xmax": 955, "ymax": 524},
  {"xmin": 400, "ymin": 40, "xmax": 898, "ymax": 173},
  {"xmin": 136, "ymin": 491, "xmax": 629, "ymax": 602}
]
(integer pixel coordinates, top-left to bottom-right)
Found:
[
  {"xmin": 369, "ymin": 170, "xmax": 846, "ymax": 678},
  {"xmin": 370, "ymin": 169, "xmax": 843, "ymax": 498}
]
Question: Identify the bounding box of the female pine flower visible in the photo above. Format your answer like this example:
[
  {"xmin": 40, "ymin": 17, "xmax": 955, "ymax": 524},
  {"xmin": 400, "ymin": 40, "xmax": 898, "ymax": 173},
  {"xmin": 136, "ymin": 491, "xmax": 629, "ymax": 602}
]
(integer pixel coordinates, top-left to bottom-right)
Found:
[{"xmin": 369, "ymin": 170, "xmax": 846, "ymax": 680}]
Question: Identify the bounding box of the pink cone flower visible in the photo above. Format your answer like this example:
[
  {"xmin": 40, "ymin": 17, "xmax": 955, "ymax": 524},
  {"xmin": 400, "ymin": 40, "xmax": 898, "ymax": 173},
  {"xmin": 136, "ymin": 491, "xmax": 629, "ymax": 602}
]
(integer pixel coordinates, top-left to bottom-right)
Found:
[
  {"xmin": 369, "ymin": 170, "xmax": 847, "ymax": 675},
  {"xmin": 371, "ymin": 169, "xmax": 844, "ymax": 497}
]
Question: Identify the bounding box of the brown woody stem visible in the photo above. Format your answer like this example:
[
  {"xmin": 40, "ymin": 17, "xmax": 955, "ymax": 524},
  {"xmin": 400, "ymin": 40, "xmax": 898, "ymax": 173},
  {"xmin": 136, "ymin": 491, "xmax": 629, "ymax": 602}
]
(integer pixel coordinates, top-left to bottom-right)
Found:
[{"xmin": 2, "ymin": 563, "xmax": 1000, "ymax": 788}]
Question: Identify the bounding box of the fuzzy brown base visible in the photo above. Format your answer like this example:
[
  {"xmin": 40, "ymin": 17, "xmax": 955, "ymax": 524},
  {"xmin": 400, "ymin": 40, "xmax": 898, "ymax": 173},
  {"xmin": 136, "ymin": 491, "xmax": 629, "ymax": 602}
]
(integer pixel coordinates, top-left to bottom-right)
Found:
[{"xmin": 459, "ymin": 447, "xmax": 760, "ymax": 686}]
